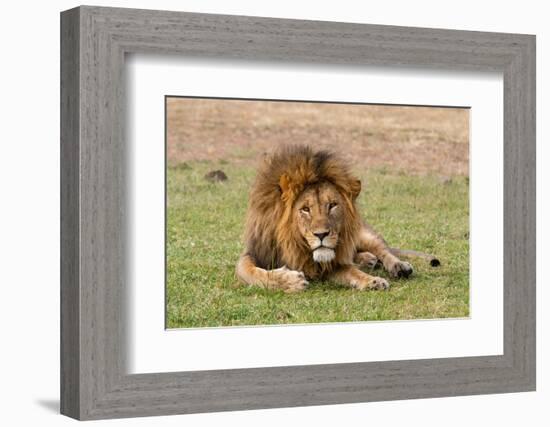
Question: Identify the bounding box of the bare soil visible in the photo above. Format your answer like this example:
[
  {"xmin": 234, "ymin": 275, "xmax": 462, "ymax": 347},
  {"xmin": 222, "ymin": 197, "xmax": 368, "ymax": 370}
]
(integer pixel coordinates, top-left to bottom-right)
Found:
[{"xmin": 167, "ymin": 97, "xmax": 469, "ymax": 176}]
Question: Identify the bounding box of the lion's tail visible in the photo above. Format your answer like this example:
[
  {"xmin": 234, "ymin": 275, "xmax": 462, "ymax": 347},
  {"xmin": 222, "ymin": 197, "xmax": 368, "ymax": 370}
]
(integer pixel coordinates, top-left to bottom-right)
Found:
[{"xmin": 389, "ymin": 247, "xmax": 441, "ymax": 267}]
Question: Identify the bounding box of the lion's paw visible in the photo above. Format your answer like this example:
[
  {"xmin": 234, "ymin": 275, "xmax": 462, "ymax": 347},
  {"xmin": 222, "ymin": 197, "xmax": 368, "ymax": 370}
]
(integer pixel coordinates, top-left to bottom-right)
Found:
[
  {"xmin": 354, "ymin": 276, "xmax": 390, "ymax": 291},
  {"xmin": 387, "ymin": 260, "xmax": 413, "ymax": 279},
  {"xmin": 368, "ymin": 276, "xmax": 390, "ymax": 291},
  {"xmin": 272, "ymin": 266, "xmax": 309, "ymax": 293},
  {"xmin": 355, "ymin": 251, "xmax": 379, "ymax": 269}
]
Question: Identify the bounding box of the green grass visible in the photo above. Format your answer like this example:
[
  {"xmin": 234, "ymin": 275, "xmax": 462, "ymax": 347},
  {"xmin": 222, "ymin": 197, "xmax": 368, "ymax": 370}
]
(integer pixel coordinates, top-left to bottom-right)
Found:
[{"xmin": 166, "ymin": 161, "xmax": 469, "ymax": 328}]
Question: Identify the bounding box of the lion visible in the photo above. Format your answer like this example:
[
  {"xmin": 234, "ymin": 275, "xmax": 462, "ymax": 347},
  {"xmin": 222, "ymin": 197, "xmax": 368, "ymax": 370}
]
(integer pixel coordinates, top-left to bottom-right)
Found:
[{"xmin": 236, "ymin": 145, "xmax": 416, "ymax": 293}]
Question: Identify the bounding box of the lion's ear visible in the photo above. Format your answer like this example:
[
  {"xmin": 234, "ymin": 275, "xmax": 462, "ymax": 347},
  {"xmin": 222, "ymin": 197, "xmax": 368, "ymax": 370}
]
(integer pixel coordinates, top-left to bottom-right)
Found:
[
  {"xmin": 279, "ymin": 174, "xmax": 299, "ymax": 203},
  {"xmin": 350, "ymin": 179, "xmax": 361, "ymax": 200},
  {"xmin": 279, "ymin": 174, "xmax": 291, "ymax": 196}
]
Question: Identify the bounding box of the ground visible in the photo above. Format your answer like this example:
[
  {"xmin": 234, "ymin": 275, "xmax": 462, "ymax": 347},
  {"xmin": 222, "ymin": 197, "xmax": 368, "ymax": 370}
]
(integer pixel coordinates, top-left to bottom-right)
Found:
[{"xmin": 166, "ymin": 98, "xmax": 470, "ymax": 328}]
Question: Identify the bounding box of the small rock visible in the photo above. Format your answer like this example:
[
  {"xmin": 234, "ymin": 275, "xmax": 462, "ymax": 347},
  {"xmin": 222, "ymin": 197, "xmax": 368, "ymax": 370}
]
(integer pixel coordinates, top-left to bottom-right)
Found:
[
  {"xmin": 439, "ymin": 176, "xmax": 453, "ymax": 185},
  {"xmin": 204, "ymin": 170, "xmax": 228, "ymax": 182},
  {"xmin": 174, "ymin": 162, "xmax": 191, "ymax": 170}
]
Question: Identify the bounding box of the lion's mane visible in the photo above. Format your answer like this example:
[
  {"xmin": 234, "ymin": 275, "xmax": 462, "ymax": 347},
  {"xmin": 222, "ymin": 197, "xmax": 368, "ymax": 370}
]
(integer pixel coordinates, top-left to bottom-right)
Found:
[{"xmin": 242, "ymin": 145, "xmax": 362, "ymax": 279}]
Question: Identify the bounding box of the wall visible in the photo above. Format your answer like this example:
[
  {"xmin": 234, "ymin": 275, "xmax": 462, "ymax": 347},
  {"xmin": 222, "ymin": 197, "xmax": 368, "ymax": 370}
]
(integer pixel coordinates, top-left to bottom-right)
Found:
[{"xmin": 0, "ymin": 0, "xmax": 546, "ymax": 425}]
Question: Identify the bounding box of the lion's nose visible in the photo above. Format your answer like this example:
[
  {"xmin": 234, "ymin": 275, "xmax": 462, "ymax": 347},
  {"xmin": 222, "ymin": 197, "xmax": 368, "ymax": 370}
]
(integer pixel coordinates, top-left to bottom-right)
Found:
[{"xmin": 314, "ymin": 231, "xmax": 330, "ymax": 241}]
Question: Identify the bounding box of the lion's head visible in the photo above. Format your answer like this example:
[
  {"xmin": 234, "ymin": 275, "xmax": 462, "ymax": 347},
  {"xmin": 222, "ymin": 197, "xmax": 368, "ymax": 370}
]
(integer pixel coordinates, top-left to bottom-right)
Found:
[
  {"xmin": 243, "ymin": 145, "xmax": 362, "ymax": 279},
  {"xmin": 289, "ymin": 180, "xmax": 346, "ymax": 263}
]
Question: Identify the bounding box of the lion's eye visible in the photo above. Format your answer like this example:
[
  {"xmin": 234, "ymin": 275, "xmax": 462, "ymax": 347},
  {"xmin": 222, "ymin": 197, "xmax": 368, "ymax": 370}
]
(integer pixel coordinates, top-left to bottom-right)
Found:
[
  {"xmin": 329, "ymin": 202, "xmax": 338, "ymax": 210},
  {"xmin": 300, "ymin": 206, "xmax": 310, "ymax": 214}
]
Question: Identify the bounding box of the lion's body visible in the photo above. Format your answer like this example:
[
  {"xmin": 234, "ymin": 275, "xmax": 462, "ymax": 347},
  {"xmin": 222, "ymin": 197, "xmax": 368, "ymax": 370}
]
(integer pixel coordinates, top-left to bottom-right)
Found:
[{"xmin": 236, "ymin": 145, "xmax": 413, "ymax": 292}]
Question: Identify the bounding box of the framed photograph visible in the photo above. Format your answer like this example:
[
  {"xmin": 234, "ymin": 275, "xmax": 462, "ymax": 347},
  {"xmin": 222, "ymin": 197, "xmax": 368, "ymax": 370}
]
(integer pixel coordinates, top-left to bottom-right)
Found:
[{"xmin": 60, "ymin": 5, "xmax": 535, "ymax": 420}]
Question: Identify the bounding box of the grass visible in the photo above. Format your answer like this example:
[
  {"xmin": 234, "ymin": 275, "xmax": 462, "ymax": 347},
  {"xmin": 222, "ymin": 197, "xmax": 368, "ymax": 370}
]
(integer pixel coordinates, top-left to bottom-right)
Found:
[{"xmin": 166, "ymin": 160, "xmax": 469, "ymax": 329}]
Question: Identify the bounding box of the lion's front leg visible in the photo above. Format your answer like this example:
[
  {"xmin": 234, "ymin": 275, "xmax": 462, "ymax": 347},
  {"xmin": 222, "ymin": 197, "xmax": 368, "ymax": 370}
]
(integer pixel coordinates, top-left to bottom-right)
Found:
[
  {"xmin": 330, "ymin": 265, "xmax": 389, "ymax": 291},
  {"xmin": 357, "ymin": 226, "xmax": 413, "ymax": 279},
  {"xmin": 236, "ymin": 254, "xmax": 308, "ymax": 293}
]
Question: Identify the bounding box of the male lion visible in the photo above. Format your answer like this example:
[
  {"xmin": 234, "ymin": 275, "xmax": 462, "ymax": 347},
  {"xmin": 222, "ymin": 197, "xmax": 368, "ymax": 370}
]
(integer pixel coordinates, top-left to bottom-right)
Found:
[{"xmin": 236, "ymin": 145, "xmax": 414, "ymax": 292}]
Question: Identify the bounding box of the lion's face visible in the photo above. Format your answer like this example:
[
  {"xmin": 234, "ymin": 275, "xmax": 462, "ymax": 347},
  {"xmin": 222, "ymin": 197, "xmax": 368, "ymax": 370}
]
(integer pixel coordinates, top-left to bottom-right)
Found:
[{"xmin": 293, "ymin": 181, "xmax": 346, "ymax": 263}]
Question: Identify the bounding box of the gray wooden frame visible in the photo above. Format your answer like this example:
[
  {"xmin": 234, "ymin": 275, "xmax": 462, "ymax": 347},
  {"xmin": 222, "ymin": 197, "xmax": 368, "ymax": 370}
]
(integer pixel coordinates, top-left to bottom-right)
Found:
[{"xmin": 60, "ymin": 5, "xmax": 536, "ymax": 421}]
